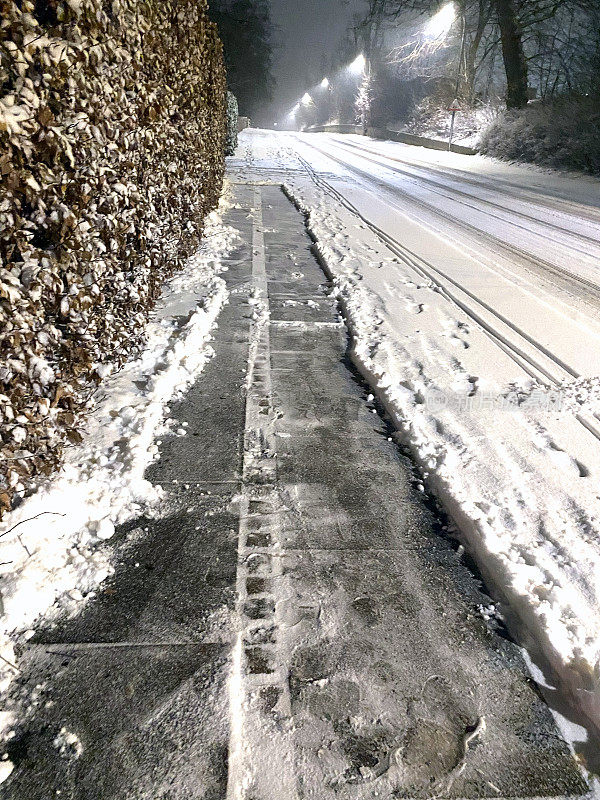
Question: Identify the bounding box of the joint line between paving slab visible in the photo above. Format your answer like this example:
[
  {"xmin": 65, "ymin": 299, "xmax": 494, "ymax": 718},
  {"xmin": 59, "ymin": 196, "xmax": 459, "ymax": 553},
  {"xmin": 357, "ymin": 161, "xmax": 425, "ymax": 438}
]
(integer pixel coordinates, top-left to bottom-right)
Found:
[
  {"xmin": 226, "ymin": 186, "xmax": 299, "ymax": 800},
  {"xmin": 270, "ymin": 320, "xmax": 345, "ymax": 329}
]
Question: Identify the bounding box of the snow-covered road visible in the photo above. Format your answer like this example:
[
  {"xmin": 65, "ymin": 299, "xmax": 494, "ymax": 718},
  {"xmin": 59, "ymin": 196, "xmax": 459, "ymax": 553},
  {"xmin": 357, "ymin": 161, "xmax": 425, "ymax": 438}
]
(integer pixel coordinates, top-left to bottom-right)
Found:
[
  {"xmin": 235, "ymin": 129, "xmax": 600, "ymax": 735},
  {"xmin": 297, "ymin": 132, "xmax": 600, "ymax": 382}
]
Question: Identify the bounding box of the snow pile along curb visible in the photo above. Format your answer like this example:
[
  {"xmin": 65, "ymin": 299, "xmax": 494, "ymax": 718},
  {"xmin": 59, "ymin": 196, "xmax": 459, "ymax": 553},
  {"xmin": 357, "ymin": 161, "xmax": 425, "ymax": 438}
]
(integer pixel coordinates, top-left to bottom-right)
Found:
[
  {"xmin": 283, "ymin": 176, "xmax": 600, "ymax": 736},
  {"xmin": 0, "ymin": 206, "xmax": 239, "ymax": 711}
]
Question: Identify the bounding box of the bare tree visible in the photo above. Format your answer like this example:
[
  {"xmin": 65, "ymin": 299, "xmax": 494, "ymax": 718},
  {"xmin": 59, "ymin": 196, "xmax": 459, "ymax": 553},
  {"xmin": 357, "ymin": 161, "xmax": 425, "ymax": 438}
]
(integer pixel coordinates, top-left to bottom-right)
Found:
[
  {"xmin": 348, "ymin": 0, "xmax": 600, "ymax": 122},
  {"xmin": 465, "ymin": 0, "xmax": 495, "ymax": 102},
  {"xmin": 494, "ymin": 0, "xmax": 529, "ymax": 106}
]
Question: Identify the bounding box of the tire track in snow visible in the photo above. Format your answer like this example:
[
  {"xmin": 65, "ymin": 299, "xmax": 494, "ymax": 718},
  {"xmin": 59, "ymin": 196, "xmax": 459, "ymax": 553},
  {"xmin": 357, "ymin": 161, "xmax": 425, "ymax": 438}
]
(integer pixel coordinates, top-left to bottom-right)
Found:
[
  {"xmin": 294, "ymin": 149, "xmax": 600, "ymax": 445},
  {"xmin": 302, "ymin": 136, "xmax": 600, "ymax": 304},
  {"xmin": 332, "ymin": 136, "xmax": 600, "ymax": 251}
]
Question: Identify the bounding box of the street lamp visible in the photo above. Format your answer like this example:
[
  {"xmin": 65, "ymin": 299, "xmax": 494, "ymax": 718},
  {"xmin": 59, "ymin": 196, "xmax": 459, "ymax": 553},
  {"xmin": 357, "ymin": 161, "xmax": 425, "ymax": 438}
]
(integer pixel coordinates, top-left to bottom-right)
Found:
[
  {"xmin": 349, "ymin": 53, "xmax": 366, "ymax": 75},
  {"xmin": 448, "ymin": 3, "xmax": 467, "ymax": 150},
  {"xmin": 424, "ymin": 2, "xmax": 456, "ymax": 40},
  {"xmin": 301, "ymin": 92, "xmax": 313, "ymax": 106},
  {"xmin": 285, "ymin": 103, "xmax": 300, "ymax": 129},
  {"xmin": 346, "ymin": 53, "xmax": 370, "ymax": 134},
  {"xmin": 320, "ymin": 77, "xmax": 330, "ymax": 89},
  {"xmin": 417, "ymin": 2, "xmax": 467, "ymax": 149}
]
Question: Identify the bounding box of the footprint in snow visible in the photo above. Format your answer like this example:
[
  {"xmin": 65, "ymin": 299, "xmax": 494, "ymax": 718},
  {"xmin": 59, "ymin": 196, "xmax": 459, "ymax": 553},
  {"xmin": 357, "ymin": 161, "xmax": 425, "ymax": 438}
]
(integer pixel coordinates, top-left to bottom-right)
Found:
[{"xmin": 404, "ymin": 299, "xmax": 426, "ymax": 314}]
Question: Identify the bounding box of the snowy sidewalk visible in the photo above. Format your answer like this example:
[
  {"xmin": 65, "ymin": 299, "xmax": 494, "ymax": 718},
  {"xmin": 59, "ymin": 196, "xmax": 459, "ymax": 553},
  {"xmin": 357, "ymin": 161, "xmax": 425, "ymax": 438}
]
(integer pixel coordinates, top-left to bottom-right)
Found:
[{"xmin": 1, "ymin": 182, "xmax": 589, "ymax": 798}]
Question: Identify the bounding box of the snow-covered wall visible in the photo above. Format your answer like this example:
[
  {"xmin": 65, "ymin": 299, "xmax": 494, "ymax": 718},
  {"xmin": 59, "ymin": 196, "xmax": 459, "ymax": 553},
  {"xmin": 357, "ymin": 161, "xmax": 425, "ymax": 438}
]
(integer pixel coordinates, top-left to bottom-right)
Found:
[{"xmin": 0, "ymin": 0, "xmax": 227, "ymax": 515}]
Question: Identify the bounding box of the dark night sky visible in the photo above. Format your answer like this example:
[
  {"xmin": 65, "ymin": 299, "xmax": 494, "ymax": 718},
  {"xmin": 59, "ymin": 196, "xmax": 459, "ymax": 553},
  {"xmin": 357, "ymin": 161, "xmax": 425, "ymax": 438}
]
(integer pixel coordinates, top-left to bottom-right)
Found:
[{"xmin": 268, "ymin": 0, "xmax": 365, "ymax": 122}]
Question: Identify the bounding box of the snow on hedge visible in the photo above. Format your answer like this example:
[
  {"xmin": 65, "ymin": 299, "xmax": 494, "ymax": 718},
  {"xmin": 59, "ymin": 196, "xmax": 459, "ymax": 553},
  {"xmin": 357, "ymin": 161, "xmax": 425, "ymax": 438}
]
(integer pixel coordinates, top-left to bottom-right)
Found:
[{"xmin": 479, "ymin": 97, "xmax": 600, "ymax": 175}]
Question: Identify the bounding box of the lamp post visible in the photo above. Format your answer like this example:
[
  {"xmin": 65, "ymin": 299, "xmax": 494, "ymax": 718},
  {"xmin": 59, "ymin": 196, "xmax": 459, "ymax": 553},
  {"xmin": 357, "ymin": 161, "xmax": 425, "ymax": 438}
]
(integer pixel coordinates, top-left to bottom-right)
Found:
[
  {"xmin": 448, "ymin": 4, "xmax": 467, "ymax": 150},
  {"xmin": 291, "ymin": 55, "xmax": 371, "ymax": 134},
  {"xmin": 320, "ymin": 78, "xmax": 336, "ymax": 126}
]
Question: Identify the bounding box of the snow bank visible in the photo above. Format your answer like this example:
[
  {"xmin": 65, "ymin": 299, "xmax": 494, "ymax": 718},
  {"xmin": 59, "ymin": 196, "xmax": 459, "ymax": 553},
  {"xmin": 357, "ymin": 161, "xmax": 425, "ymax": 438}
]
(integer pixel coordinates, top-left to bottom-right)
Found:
[
  {"xmin": 0, "ymin": 203, "xmax": 239, "ymax": 707},
  {"xmin": 279, "ymin": 170, "xmax": 600, "ymax": 734},
  {"xmin": 402, "ymin": 97, "xmax": 502, "ymax": 148}
]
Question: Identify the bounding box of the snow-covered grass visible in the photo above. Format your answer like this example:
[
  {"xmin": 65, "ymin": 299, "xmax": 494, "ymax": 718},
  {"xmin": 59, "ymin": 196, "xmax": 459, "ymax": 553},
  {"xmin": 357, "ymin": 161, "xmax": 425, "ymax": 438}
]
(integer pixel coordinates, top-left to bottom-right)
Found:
[
  {"xmin": 0, "ymin": 194, "xmax": 239, "ymax": 721},
  {"xmin": 397, "ymin": 96, "xmax": 503, "ymax": 148},
  {"xmin": 479, "ymin": 97, "xmax": 600, "ymax": 175},
  {"xmin": 236, "ymin": 129, "xmax": 600, "ymax": 735}
]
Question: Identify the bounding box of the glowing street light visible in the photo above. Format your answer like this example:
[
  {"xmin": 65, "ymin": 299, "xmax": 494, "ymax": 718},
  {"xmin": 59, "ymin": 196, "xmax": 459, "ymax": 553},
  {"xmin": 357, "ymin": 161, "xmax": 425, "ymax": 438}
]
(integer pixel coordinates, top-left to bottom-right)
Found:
[
  {"xmin": 301, "ymin": 92, "xmax": 313, "ymax": 106},
  {"xmin": 348, "ymin": 53, "xmax": 366, "ymax": 75},
  {"xmin": 424, "ymin": 2, "xmax": 456, "ymax": 40},
  {"xmin": 320, "ymin": 77, "xmax": 330, "ymax": 89}
]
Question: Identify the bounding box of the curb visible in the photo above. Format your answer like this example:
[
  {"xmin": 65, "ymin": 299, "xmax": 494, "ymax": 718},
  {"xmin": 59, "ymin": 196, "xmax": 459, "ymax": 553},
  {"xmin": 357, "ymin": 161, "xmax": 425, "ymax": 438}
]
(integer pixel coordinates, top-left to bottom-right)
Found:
[{"xmin": 304, "ymin": 124, "xmax": 478, "ymax": 156}]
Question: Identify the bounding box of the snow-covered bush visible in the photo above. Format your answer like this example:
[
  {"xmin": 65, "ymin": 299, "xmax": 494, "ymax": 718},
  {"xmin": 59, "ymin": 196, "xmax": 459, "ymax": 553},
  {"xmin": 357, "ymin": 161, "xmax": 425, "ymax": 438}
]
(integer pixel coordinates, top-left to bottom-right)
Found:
[
  {"xmin": 479, "ymin": 97, "xmax": 600, "ymax": 174},
  {"xmin": 226, "ymin": 91, "xmax": 239, "ymax": 156},
  {"xmin": 0, "ymin": 0, "xmax": 227, "ymax": 515}
]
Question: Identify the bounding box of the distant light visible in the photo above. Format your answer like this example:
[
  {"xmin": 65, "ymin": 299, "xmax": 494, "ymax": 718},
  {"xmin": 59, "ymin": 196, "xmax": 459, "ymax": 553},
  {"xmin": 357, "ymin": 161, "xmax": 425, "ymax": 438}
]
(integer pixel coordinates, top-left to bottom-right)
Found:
[
  {"xmin": 348, "ymin": 54, "xmax": 366, "ymax": 75},
  {"xmin": 424, "ymin": 2, "xmax": 456, "ymax": 40},
  {"xmin": 320, "ymin": 77, "xmax": 330, "ymax": 89},
  {"xmin": 301, "ymin": 92, "xmax": 313, "ymax": 106}
]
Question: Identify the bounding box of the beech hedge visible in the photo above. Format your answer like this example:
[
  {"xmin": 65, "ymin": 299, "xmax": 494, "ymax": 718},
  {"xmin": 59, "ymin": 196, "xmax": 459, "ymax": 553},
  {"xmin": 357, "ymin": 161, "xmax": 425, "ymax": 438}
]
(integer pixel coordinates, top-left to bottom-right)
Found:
[{"xmin": 0, "ymin": 0, "xmax": 227, "ymax": 514}]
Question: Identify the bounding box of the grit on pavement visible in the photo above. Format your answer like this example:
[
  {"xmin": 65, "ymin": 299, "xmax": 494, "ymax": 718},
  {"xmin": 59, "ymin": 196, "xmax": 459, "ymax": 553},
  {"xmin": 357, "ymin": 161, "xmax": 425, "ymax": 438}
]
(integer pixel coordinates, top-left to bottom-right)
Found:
[{"xmin": 0, "ymin": 176, "xmax": 591, "ymax": 796}]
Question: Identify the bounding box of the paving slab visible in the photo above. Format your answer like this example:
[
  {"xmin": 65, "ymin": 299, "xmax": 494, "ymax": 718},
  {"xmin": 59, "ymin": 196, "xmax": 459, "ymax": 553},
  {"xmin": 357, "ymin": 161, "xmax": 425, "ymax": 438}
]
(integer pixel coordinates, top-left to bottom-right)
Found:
[
  {"xmin": 33, "ymin": 504, "xmax": 239, "ymax": 645},
  {"xmin": 4, "ymin": 643, "xmax": 229, "ymax": 800},
  {"xmin": 276, "ymin": 546, "xmax": 581, "ymax": 797}
]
